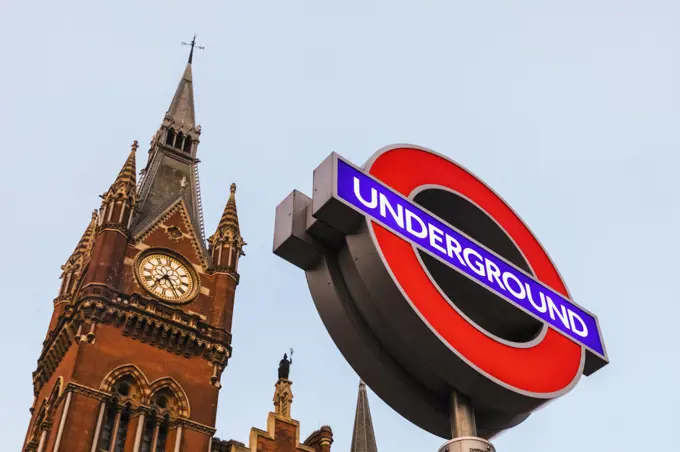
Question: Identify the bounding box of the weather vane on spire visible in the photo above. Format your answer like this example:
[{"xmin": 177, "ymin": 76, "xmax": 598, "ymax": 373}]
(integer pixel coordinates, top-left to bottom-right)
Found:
[{"xmin": 182, "ymin": 33, "xmax": 204, "ymax": 64}]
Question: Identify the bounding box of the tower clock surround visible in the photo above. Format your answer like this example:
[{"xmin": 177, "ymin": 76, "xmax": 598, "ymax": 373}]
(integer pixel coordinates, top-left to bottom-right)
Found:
[{"xmin": 134, "ymin": 248, "xmax": 201, "ymax": 304}]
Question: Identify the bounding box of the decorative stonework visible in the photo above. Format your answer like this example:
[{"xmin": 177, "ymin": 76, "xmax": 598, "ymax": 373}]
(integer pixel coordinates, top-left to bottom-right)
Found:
[
  {"xmin": 273, "ymin": 379, "xmax": 293, "ymax": 419},
  {"xmin": 32, "ymin": 324, "xmax": 76, "ymax": 394},
  {"xmin": 60, "ymin": 380, "xmax": 212, "ymax": 433},
  {"xmin": 249, "ymin": 413, "xmax": 317, "ymax": 452},
  {"xmin": 208, "ymin": 183, "xmax": 246, "ymax": 275},
  {"xmin": 212, "ymin": 438, "xmax": 249, "ymax": 452},
  {"xmin": 166, "ymin": 225, "xmax": 185, "ymax": 242},
  {"xmin": 66, "ymin": 381, "xmax": 109, "ymax": 402},
  {"xmin": 53, "ymin": 295, "xmax": 72, "ymax": 307},
  {"xmin": 101, "ymin": 141, "xmax": 137, "ymax": 204},
  {"xmin": 59, "ymin": 210, "xmax": 98, "ymax": 300},
  {"xmin": 178, "ymin": 418, "xmax": 217, "ymax": 435},
  {"xmin": 304, "ymin": 426, "xmax": 334, "ymax": 449},
  {"xmin": 134, "ymin": 199, "xmax": 209, "ymax": 269},
  {"xmin": 32, "ymin": 287, "xmax": 232, "ymax": 396},
  {"xmin": 100, "ymin": 364, "xmax": 191, "ymax": 418},
  {"xmin": 95, "ymin": 223, "xmax": 131, "ymax": 237},
  {"xmin": 211, "ymin": 358, "xmax": 332, "ymax": 452}
]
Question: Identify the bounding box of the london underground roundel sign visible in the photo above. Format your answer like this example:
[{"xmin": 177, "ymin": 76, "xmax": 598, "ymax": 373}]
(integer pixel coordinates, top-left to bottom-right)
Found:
[{"xmin": 273, "ymin": 144, "xmax": 608, "ymax": 439}]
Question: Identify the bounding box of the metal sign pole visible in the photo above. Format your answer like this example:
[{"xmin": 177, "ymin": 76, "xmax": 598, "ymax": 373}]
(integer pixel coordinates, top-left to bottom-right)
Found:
[{"xmin": 438, "ymin": 390, "xmax": 496, "ymax": 452}]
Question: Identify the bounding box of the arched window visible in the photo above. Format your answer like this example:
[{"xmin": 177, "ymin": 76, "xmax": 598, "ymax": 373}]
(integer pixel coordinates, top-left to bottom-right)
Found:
[
  {"xmin": 140, "ymin": 388, "xmax": 181, "ymax": 451},
  {"xmin": 25, "ymin": 380, "xmax": 62, "ymax": 452},
  {"xmin": 165, "ymin": 128, "xmax": 175, "ymax": 146},
  {"xmin": 97, "ymin": 376, "xmax": 141, "ymax": 451},
  {"xmin": 183, "ymin": 137, "xmax": 192, "ymax": 153},
  {"xmin": 96, "ymin": 368, "xmax": 189, "ymax": 452},
  {"xmin": 25, "ymin": 401, "xmax": 48, "ymax": 451},
  {"xmin": 175, "ymin": 132, "xmax": 184, "ymax": 150}
]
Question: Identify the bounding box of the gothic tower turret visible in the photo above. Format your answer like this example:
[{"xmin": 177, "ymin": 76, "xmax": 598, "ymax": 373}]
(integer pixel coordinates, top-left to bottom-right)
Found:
[
  {"xmin": 100, "ymin": 141, "xmax": 138, "ymax": 231},
  {"xmin": 23, "ymin": 45, "xmax": 245, "ymax": 452}
]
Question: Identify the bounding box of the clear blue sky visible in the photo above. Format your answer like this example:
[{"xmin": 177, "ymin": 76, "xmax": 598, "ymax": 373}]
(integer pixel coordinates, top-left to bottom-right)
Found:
[{"xmin": 2, "ymin": 1, "xmax": 679, "ymax": 451}]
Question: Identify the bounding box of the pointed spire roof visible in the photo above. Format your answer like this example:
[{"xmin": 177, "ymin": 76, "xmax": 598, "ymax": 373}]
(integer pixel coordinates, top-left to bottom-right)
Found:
[
  {"xmin": 62, "ymin": 210, "xmax": 98, "ymax": 273},
  {"xmin": 350, "ymin": 380, "xmax": 378, "ymax": 452},
  {"xmin": 133, "ymin": 58, "xmax": 205, "ymax": 244},
  {"xmin": 209, "ymin": 182, "xmax": 245, "ymax": 249},
  {"xmin": 217, "ymin": 183, "xmax": 240, "ymax": 234},
  {"xmin": 73, "ymin": 210, "xmax": 98, "ymax": 256},
  {"xmin": 166, "ymin": 63, "xmax": 196, "ymax": 128},
  {"xmin": 117, "ymin": 141, "xmax": 137, "ymax": 185},
  {"xmin": 105, "ymin": 141, "xmax": 137, "ymax": 199}
]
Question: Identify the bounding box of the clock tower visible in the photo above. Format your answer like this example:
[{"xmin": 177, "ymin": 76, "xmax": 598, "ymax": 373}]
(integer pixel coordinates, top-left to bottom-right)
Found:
[{"xmin": 23, "ymin": 50, "xmax": 245, "ymax": 452}]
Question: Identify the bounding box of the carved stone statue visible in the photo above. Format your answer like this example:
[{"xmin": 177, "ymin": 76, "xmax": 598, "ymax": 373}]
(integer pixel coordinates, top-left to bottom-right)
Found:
[{"xmin": 278, "ymin": 353, "xmax": 290, "ymax": 380}]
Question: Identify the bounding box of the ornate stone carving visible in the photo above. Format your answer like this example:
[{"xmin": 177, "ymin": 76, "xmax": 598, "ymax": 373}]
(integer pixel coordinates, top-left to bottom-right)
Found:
[
  {"xmin": 273, "ymin": 379, "xmax": 293, "ymax": 419},
  {"xmin": 166, "ymin": 225, "xmax": 184, "ymax": 242},
  {"xmin": 32, "ymin": 289, "xmax": 232, "ymax": 396}
]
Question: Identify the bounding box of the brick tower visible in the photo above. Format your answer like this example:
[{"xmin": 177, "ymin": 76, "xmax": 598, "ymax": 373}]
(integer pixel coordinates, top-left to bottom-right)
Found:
[{"xmin": 23, "ymin": 47, "xmax": 246, "ymax": 452}]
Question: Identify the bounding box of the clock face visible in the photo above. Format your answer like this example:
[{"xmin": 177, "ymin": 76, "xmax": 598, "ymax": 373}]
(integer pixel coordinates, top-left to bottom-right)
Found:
[{"xmin": 136, "ymin": 253, "xmax": 197, "ymax": 303}]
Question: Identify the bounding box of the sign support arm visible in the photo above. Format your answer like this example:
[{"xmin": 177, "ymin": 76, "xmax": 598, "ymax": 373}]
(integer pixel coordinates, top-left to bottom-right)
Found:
[
  {"xmin": 440, "ymin": 390, "xmax": 497, "ymax": 452},
  {"xmin": 450, "ymin": 390, "xmax": 476, "ymax": 438}
]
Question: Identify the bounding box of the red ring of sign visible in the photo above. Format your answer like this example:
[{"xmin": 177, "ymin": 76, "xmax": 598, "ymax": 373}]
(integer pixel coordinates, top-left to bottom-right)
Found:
[{"xmin": 367, "ymin": 147, "xmax": 583, "ymax": 394}]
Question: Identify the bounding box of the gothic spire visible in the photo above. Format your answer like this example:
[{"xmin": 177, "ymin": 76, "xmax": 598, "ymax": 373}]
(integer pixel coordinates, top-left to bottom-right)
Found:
[
  {"xmin": 350, "ymin": 381, "xmax": 378, "ymax": 452},
  {"xmin": 106, "ymin": 141, "xmax": 137, "ymax": 198},
  {"xmin": 133, "ymin": 56, "xmax": 205, "ymax": 246},
  {"xmin": 166, "ymin": 62, "xmax": 196, "ymax": 129},
  {"xmin": 217, "ymin": 183, "xmax": 240, "ymax": 235},
  {"xmin": 58, "ymin": 210, "xmax": 98, "ymax": 297},
  {"xmin": 76, "ymin": 210, "xmax": 98, "ymax": 253},
  {"xmin": 209, "ymin": 183, "xmax": 246, "ymax": 270},
  {"xmin": 99, "ymin": 141, "xmax": 137, "ymax": 230},
  {"xmin": 62, "ymin": 210, "xmax": 98, "ymax": 273}
]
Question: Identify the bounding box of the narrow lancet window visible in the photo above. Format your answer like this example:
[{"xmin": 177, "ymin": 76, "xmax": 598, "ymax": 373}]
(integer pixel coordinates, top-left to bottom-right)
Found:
[
  {"xmin": 98, "ymin": 403, "xmax": 117, "ymax": 450},
  {"xmin": 140, "ymin": 416, "xmax": 156, "ymax": 452},
  {"xmin": 155, "ymin": 416, "xmax": 170, "ymax": 452},
  {"xmin": 113, "ymin": 406, "xmax": 131, "ymax": 452},
  {"xmin": 165, "ymin": 128, "xmax": 175, "ymax": 146}
]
